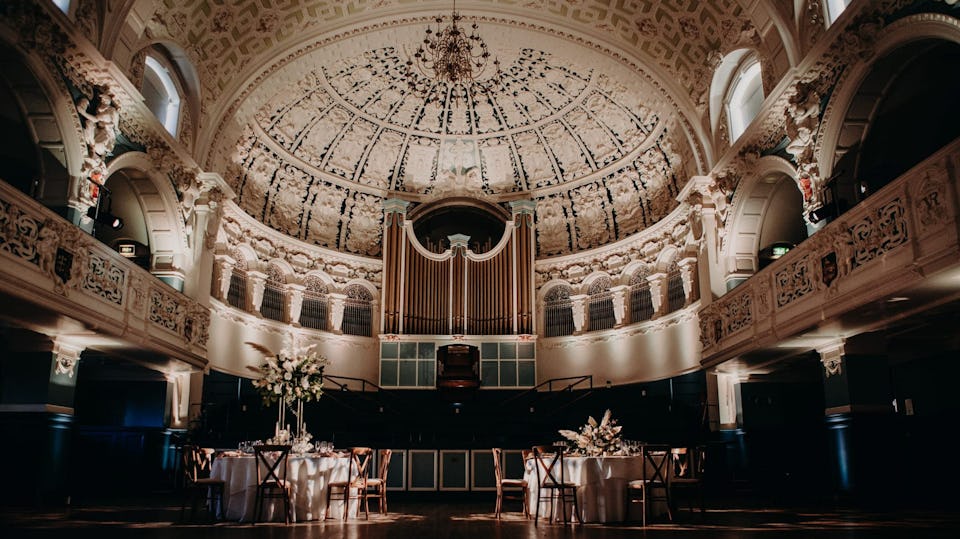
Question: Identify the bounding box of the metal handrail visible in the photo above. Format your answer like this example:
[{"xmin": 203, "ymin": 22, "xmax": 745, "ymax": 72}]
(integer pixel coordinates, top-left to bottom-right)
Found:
[{"xmin": 499, "ymin": 375, "xmax": 593, "ymax": 407}]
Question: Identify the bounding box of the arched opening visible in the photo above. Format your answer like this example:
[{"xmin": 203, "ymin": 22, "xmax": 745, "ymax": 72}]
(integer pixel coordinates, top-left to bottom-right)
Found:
[
  {"xmin": 411, "ymin": 198, "xmax": 507, "ymax": 254},
  {"xmin": 587, "ymin": 277, "xmax": 615, "ymax": 331},
  {"xmin": 143, "ymin": 55, "xmax": 182, "ymax": 136},
  {"xmin": 629, "ymin": 268, "xmax": 654, "ymax": 323},
  {"xmin": 665, "ymin": 261, "xmax": 686, "ymax": 313},
  {"xmin": 95, "ymin": 171, "xmax": 151, "ymax": 269},
  {"xmin": 757, "ymin": 176, "xmax": 808, "ymax": 270},
  {"xmin": 261, "ymin": 265, "xmax": 286, "ymax": 322},
  {"xmin": 543, "ymin": 285, "xmax": 574, "ymax": 337},
  {"xmin": 0, "ymin": 74, "xmax": 40, "ymax": 196},
  {"xmin": 727, "ymin": 59, "xmax": 764, "ymax": 141},
  {"xmin": 299, "ymin": 275, "xmax": 330, "ymax": 331},
  {"xmin": 829, "ymin": 41, "xmax": 960, "ymax": 213},
  {"xmin": 343, "ymin": 284, "xmax": 373, "ymax": 337}
]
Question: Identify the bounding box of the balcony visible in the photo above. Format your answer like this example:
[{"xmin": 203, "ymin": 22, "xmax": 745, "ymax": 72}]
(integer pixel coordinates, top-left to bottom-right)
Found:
[
  {"xmin": 0, "ymin": 179, "xmax": 209, "ymax": 368},
  {"xmin": 699, "ymin": 138, "xmax": 960, "ymax": 371}
]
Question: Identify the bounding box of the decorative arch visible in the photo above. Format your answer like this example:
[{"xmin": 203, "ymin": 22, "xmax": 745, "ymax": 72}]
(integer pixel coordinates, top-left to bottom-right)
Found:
[
  {"xmin": 627, "ymin": 264, "xmax": 655, "ymax": 323},
  {"xmin": 585, "ymin": 274, "xmax": 615, "ymax": 332},
  {"xmin": 542, "ymin": 281, "xmax": 575, "ymax": 338},
  {"xmin": 0, "ymin": 31, "xmax": 83, "ymax": 209},
  {"xmin": 130, "ymin": 40, "xmax": 201, "ymax": 149},
  {"xmin": 818, "ymin": 14, "xmax": 960, "ymax": 182},
  {"xmin": 724, "ymin": 156, "xmax": 805, "ymax": 284},
  {"xmin": 710, "ymin": 48, "xmax": 765, "ymax": 145},
  {"xmin": 104, "ymin": 152, "xmax": 188, "ymax": 272},
  {"xmin": 342, "ymin": 281, "xmax": 375, "ymax": 337}
]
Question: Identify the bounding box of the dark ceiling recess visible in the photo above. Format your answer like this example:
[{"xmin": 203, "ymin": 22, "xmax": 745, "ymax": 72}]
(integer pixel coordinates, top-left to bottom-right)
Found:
[{"xmin": 413, "ymin": 204, "xmax": 506, "ymax": 254}]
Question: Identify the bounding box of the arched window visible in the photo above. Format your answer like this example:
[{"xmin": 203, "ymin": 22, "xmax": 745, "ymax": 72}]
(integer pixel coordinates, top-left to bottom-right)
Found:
[
  {"xmin": 142, "ymin": 55, "xmax": 182, "ymax": 136},
  {"xmin": 629, "ymin": 268, "xmax": 654, "ymax": 323},
  {"xmin": 260, "ymin": 265, "xmax": 285, "ymax": 322},
  {"xmin": 543, "ymin": 285, "xmax": 574, "ymax": 337},
  {"xmin": 726, "ymin": 58, "xmax": 764, "ymax": 141},
  {"xmin": 825, "ymin": 0, "xmax": 852, "ymax": 25},
  {"xmin": 666, "ymin": 261, "xmax": 686, "ymax": 313},
  {"xmin": 53, "ymin": 1, "xmax": 71, "ymax": 14},
  {"xmin": 587, "ymin": 277, "xmax": 615, "ymax": 331},
  {"xmin": 343, "ymin": 284, "xmax": 373, "ymax": 337},
  {"xmin": 226, "ymin": 251, "xmax": 248, "ymax": 309},
  {"xmin": 299, "ymin": 276, "xmax": 330, "ymax": 330}
]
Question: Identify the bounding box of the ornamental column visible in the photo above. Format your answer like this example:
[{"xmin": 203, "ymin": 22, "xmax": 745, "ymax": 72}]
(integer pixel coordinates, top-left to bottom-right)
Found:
[
  {"xmin": 570, "ymin": 294, "xmax": 588, "ymax": 334},
  {"xmin": 249, "ymin": 271, "xmax": 267, "ymax": 315},
  {"xmin": 647, "ymin": 273, "xmax": 667, "ymax": 318},
  {"xmin": 610, "ymin": 285, "xmax": 628, "ymax": 327},
  {"xmin": 817, "ymin": 337, "xmax": 897, "ymax": 503},
  {"xmin": 0, "ymin": 332, "xmax": 85, "ymax": 506},
  {"xmin": 329, "ymin": 293, "xmax": 347, "ymax": 334},
  {"xmin": 678, "ymin": 256, "xmax": 699, "ymax": 305},
  {"xmin": 287, "ymin": 284, "xmax": 305, "ymax": 325}
]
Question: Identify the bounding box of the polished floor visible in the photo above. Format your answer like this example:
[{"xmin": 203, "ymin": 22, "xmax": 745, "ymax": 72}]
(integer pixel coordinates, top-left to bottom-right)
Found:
[{"xmin": 4, "ymin": 492, "xmax": 960, "ymax": 539}]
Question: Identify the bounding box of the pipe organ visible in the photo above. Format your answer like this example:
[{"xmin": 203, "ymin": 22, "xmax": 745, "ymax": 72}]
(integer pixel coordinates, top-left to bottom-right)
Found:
[{"xmin": 381, "ymin": 199, "xmax": 536, "ymax": 336}]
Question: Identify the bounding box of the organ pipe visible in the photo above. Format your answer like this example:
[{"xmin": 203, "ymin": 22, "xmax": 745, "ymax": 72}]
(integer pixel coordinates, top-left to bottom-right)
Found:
[{"xmin": 382, "ymin": 202, "xmax": 535, "ymax": 337}]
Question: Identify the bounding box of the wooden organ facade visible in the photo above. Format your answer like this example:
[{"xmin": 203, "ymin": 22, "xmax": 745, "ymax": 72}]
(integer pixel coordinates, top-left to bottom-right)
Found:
[{"xmin": 380, "ymin": 199, "xmax": 537, "ymax": 337}]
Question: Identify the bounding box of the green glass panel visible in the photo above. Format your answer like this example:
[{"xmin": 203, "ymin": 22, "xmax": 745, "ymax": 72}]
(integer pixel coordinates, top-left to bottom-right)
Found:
[
  {"xmin": 481, "ymin": 342, "xmax": 499, "ymax": 359},
  {"xmin": 399, "ymin": 342, "xmax": 417, "ymax": 359},
  {"xmin": 381, "ymin": 342, "xmax": 398, "ymax": 358},
  {"xmin": 500, "ymin": 342, "xmax": 517, "ymax": 359},
  {"xmin": 518, "ymin": 342, "xmax": 535, "ymax": 359},
  {"xmin": 481, "ymin": 361, "xmax": 499, "ymax": 387},
  {"xmin": 417, "ymin": 359, "xmax": 435, "ymax": 387},
  {"xmin": 500, "ymin": 360, "xmax": 517, "ymax": 386},
  {"xmin": 418, "ymin": 342, "xmax": 436, "ymax": 359},
  {"xmin": 518, "ymin": 361, "xmax": 536, "ymax": 387},
  {"xmin": 380, "ymin": 360, "xmax": 398, "ymax": 386},
  {"xmin": 399, "ymin": 359, "xmax": 418, "ymax": 386}
]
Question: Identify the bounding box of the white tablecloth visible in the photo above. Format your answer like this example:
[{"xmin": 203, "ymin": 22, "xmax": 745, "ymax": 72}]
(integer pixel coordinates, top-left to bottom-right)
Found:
[
  {"xmin": 523, "ymin": 455, "xmax": 670, "ymax": 523},
  {"xmin": 211, "ymin": 454, "xmax": 353, "ymax": 522}
]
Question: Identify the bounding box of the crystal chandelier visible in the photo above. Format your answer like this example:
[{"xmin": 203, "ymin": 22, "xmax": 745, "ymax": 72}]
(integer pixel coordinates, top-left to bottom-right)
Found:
[{"xmin": 403, "ymin": 0, "xmax": 503, "ymax": 103}]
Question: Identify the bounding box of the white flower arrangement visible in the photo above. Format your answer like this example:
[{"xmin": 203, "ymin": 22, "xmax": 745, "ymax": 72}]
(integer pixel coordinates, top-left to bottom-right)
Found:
[
  {"xmin": 558, "ymin": 409, "xmax": 623, "ymax": 456},
  {"xmin": 246, "ymin": 341, "xmax": 328, "ymax": 406}
]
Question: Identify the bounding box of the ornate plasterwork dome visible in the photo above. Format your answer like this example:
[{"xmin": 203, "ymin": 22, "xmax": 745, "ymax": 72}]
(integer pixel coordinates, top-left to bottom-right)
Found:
[{"xmin": 214, "ymin": 23, "xmax": 698, "ymax": 259}]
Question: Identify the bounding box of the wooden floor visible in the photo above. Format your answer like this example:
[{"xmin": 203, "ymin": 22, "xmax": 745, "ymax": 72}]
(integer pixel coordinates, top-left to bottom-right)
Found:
[{"xmin": 4, "ymin": 493, "xmax": 960, "ymax": 538}]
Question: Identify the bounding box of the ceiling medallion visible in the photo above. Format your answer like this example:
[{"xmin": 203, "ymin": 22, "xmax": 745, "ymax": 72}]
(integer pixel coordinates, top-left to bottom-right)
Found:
[{"xmin": 403, "ymin": 0, "xmax": 504, "ymax": 104}]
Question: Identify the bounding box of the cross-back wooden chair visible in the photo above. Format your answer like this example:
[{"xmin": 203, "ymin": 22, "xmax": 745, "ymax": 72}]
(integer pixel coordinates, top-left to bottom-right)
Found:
[
  {"xmin": 179, "ymin": 445, "xmax": 225, "ymax": 521},
  {"xmin": 625, "ymin": 444, "xmax": 673, "ymax": 526},
  {"xmin": 327, "ymin": 447, "xmax": 373, "ymax": 520},
  {"xmin": 253, "ymin": 444, "xmax": 293, "ymax": 524},
  {"xmin": 365, "ymin": 449, "xmax": 392, "ymax": 515},
  {"xmin": 670, "ymin": 445, "xmax": 707, "ymax": 513},
  {"xmin": 531, "ymin": 445, "xmax": 580, "ymax": 525},
  {"xmin": 493, "ymin": 447, "xmax": 529, "ymax": 519}
]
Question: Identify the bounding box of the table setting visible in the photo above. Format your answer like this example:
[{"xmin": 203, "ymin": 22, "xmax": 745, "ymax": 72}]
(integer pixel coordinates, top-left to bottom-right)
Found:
[
  {"xmin": 524, "ymin": 409, "xmax": 669, "ymax": 523},
  {"xmin": 206, "ymin": 340, "xmax": 359, "ymax": 522}
]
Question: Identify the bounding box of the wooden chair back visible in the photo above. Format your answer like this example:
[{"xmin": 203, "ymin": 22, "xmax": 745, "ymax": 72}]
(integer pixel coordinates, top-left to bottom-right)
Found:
[
  {"xmin": 255, "ymin": 444, "xmax": 291, "ymax": 488},
  {"xmin": 642, "ymin": 444, "xmax": 671, "ymax": 486},
  {"xmin": 492, "ymin": 447, "xmax": 506, "ymax": 485},
  {"xmin": 347, "ymin": 447, "xmax": 374, "ymax": 488},
  {"xmin": 376, "ymin": 449, "xmax": 393, "ymax": 483},
  {"xmin": 532, "ymin": 445, "xmax": 567, "ymax": 488}
]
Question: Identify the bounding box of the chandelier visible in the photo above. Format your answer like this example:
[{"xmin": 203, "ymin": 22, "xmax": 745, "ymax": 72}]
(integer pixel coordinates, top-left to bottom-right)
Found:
[{"xmin": 403, "ymin": 0, "xmax": 503, "ymax": 102}]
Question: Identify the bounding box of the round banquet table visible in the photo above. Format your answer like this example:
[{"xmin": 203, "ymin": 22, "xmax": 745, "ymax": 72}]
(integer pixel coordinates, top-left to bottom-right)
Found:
[
  {"xmin": 211, "ymin": 453, "xmax": 353, "ymax": 522},
  {"xmin": 523, "ymin": 454, "xmax": 670, "ymax": 523}
]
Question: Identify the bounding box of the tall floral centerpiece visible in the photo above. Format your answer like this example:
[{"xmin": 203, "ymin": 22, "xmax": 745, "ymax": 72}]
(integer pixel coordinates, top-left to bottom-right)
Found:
[
  {"xmin": 559, "ymin": 409, "xmax": 623, "ymax": 456},
  {"xmin": 246, "ymin": 341, "xmax": 327, "ymax": 447}
]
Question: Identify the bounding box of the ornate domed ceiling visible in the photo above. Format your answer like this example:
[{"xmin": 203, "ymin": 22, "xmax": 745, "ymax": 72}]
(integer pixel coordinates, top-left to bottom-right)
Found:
[{"xmin": 147, "ymin": 1, "xmax": 782, "ymax": 259}]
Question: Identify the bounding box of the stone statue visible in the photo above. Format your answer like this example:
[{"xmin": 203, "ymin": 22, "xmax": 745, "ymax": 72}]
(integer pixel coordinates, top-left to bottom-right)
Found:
[{"xmin": 77, "ymin": 92, "xmax": 119, "ymax": 182}]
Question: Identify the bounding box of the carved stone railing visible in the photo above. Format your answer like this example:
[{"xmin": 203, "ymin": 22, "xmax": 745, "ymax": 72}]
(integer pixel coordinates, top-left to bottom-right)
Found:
[
  {"xmin": 699, "ymin": 138, "xmax": 960, "ymax": 364},
  {"xmin": 0, "ymin": 180, "xmax": 209, "ymax": 365}
]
